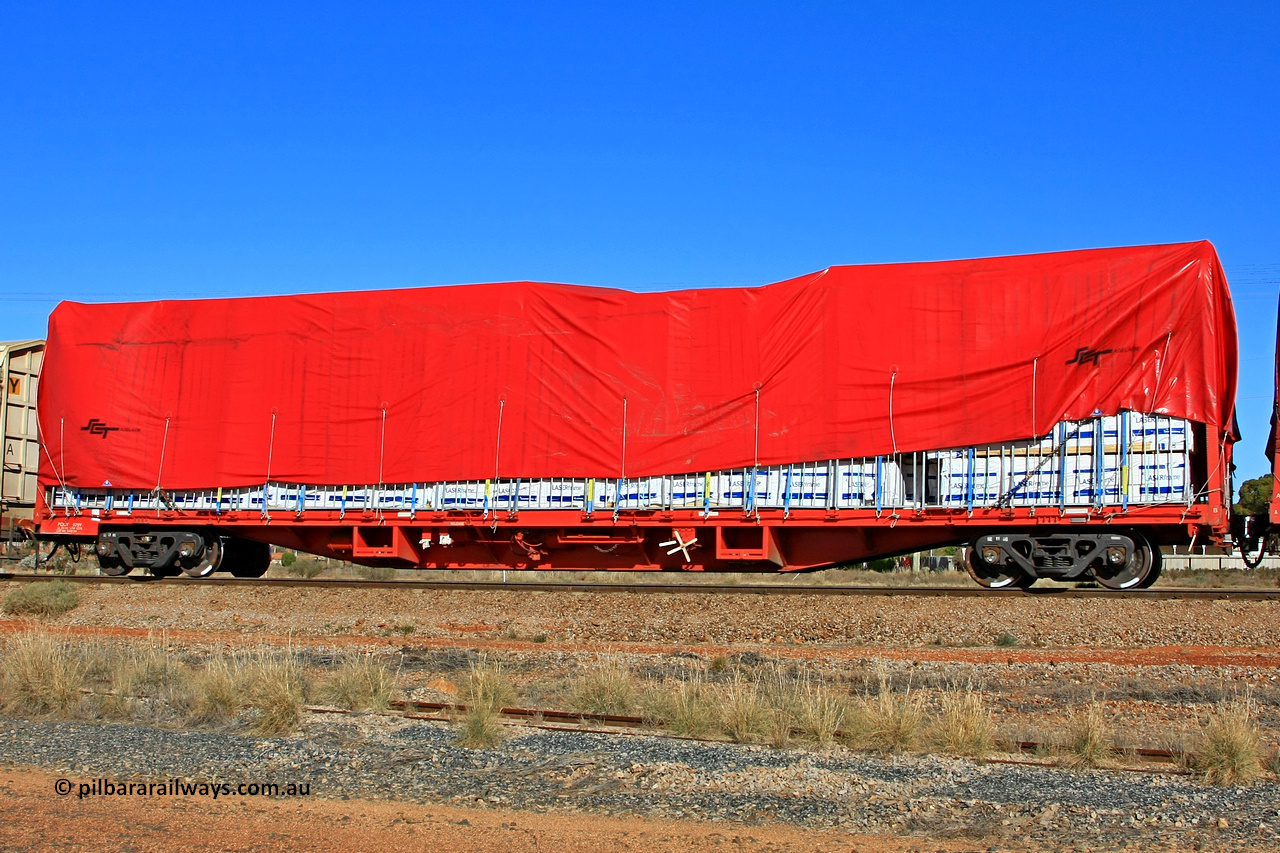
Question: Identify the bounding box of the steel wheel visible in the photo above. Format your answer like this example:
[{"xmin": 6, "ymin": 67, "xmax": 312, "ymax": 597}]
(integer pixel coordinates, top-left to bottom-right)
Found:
[
  {"xmin": 181, "ymin": 538, "xmax": 221, "ymax": 578},
  {"xmin": 1092, "ymin": 532, "xmax": 1156, "ymax": 590},
  {"xmin": 1135, "ymin": 542, "xmax": 1163, "ymax": 589},
  {"xmin": 964, "ymin": 546, "xmax": 1031, "ymax": 589},
  {"xmin": 222, "ymin": 537, "xmax": 271, "ymax": 578},
  {"xmin": 96, "ymin": 555, "xmax": 131, "ymax": 577}
]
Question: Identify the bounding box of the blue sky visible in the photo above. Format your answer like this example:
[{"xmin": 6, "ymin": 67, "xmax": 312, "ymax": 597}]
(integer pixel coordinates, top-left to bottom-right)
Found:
[{"xmin": 2, "ymin": 2, "xmax": 1277, "ymax": 483}]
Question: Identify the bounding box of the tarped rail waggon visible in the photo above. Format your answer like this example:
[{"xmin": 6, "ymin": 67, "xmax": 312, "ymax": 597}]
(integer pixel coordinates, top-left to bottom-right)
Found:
[
  {"xmin": 31, "ymin": 241, "xmax": 1245, "ymax": 590},
  {"xmin": 40, "ymin": 412, "xmax": 1221, "ymax": 589}
]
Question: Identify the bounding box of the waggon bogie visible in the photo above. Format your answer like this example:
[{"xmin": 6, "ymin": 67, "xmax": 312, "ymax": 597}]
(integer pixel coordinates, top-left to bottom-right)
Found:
[
  {"xmin": 90, "ymin": 528, "xmax": 268, "ymax": 579},
  {"xmin": 94, "ymin": 529, "xmax": 209, "ymax": 577},
  {"xmin": 964, "ymin": 529, "xmax": 1162, "ymax": 590}
]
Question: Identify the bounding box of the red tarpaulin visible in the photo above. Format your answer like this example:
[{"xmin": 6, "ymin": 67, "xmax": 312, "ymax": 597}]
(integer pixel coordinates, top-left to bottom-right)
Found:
[{"xmin": 38, "ymin": 241, "xmax": 1237, "ymax": 491}]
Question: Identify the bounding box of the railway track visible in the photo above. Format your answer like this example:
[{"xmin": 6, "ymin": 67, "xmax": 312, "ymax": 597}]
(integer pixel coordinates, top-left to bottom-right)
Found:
[
  {"xmin": 305, "ymin": 699, "xmax": 1189, "ymax": 771},
  {"xmin": 2, "ymin": 571, "xmax": 1278, "ymax": 599}
]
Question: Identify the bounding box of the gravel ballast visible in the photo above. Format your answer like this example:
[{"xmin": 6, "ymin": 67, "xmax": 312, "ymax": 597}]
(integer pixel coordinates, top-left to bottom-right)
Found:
[
  {"xmin": 13, "ymin": 581, "xmax": 1280, "ymax": 649},
  {"xmin": 3, "ymin": 715, "xmax": 1279, "ymax": 851}
]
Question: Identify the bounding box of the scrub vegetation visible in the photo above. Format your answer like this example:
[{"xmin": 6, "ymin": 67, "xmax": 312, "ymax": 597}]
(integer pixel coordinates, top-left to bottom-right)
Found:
[
  {"xmin": 322, "ymin": 654, "xmax": 396, "ymax": 712},
  {"xmin": 1, "ymin": 627, "xmax": 1275, "ymax": 788},
  {"xmin": 455, "ymin": 658, "xmax": 515, "ymax": 748},
  {"xmin": 1063, "ymin": 701, "xmax": 1113, "ymax": 768},
  {"xmin": 2, "ymin": 581, "xmax": 81, "ymax": 617},
  {"xmin": 570, "ymin": 656, "xmax": 637, "ymax": 715},
  {"xmin": 1195, "ymin": 693, "xmax": 1264, "ymax": 785}
]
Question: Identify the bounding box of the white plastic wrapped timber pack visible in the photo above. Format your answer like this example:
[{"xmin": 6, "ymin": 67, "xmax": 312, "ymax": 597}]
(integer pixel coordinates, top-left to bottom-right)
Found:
[
  {"xmin": 50, "ymin": 414, "xmax": 1193, "ymax": 516},
  {"xmin": 934, "ymin": 414, "xmax": 1190, "ymax": 507}
]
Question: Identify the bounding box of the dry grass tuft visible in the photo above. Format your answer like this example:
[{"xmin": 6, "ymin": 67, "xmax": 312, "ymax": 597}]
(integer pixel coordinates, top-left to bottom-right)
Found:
[
  {"xmin": 187, "ymin": 654, "xmax": 244, "ymax": 726},
  {"xmin": 1063, "ymin": 701, "xmax": 1112, "ymax": 768},
  {"xmin": 0, "ymin": 631, "xmax": 88, "ymax": 715},
  {"xmin": 931, "ymin": 686, "xmax": 996, "ymax": 759},
  {"xmin": 323, "ymin": 654, "xmax": 395, "ymax": 712},
  {"xmin": 765, "ymin": 708, "xmax": 795, "ymax": 749},
  {"xmin": 720, "ymin": 676, "xmax": 770, "ymax": 744},
  {"xmin": 638, "ymin": 684, "xmax": 675, "ymax": 728},
  {"xmin": 1194, "ymin": 694, "xmax": 1263, "ymax": 785},
  {"xmin": 570, "ymin": 657, "xmax": 636, "ymax": 715},
  {"xmin": 858, "ymin": 672, "xmax": 924, "ymax": 753},
  {"xmin": 753, "ymin": 667, "xmax": 799, "ymax": 748},
  {"xmin": 666, "ymin": 676, "xmax": 718, "ymax": 739},
  {"xmin": 243, "ymin": 651, "xmax": 308, "ymax": 736},
  {"xmin": 722, "ymin": 666, "xmax": 851, "ymax": 750},
  {"xmin": 790, "ymin": 678, "xmax": 846, "ymax": 748},
  {"xmin": 455, "ymin": 702, "xmax": 506, "ymax": 748},
  {"xmin": 111, "ymin": 639, "xmax": 190, "ymax": 699},
  {"xmin": 455, "ymin": 657, "xmax": 515, "ymax": 748},
  {"xmin": 2, "ymin": 582, "xmax": 81, "ymax": 617},
  {"xmin": 459, "ymin": 657, "xmax": 516, "ymax": 712},
  {"xmin": 94, "ymin": 640, "xmax": 192, "ymax": 720}
]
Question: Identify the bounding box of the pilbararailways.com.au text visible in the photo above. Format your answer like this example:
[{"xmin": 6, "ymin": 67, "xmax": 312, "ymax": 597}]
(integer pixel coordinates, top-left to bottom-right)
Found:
[{"xmin": 54, "ymin": 777, "xmax": 312, "ymax": 800}]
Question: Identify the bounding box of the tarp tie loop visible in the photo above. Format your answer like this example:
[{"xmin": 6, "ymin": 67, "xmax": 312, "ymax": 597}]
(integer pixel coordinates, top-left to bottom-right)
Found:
[
  {"xmin": 491, "ymin": 398, "xmax": 505, "ymax": 521},
  {"xmin": 377, "ymin": 405, "xmax": 388, "ymax": 522},
  {"xmin": 889, "ymin": 369, "xmax": 899, "ymax": 456},
  {"xmin": 1031, "ymin": 357, "xmax": 1038, "ymax": 438},
  {"xmin": 155, "ymin": 416, "xmax": 171, "ymax": 493},
  {"xmin": 753, "ymin": 385, "xmax": 762, "ymax": 519},
  {"xmin": 753, "ymin": 387, "xmax": 761, "ymax": 467},
  {"xmin": 263, "ymin": 411, "xmax": 275, "ymax": 520},
  {"xmin": 615, "ymin": 398, "xmax": 627, "ymax": 523},
  {"xmin": 41, "ymin": 418, "xmax": 71, "ymax": 516}
]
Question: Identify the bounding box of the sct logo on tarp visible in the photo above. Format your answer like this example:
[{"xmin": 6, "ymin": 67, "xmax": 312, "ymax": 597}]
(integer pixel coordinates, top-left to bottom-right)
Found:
[
  {"xmin": 1066, "ymin": 346, "xmax": 1113, "ymax": 367},
  {"xmin": 81, "ymin": 418, "xmax": 120, "ymax": 438}
]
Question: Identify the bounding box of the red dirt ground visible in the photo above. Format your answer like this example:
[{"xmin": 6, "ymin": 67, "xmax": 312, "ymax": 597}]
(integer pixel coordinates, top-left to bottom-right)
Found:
[{"xmin": 1, "ymin": 766, "xmax": 1024, "ymax": 853}]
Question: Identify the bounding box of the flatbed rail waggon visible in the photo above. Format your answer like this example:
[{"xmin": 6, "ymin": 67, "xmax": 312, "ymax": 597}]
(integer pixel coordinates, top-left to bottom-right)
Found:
[{"xmin": 32, "ymin": 241, "xmax": 1245, "ymax": 590}]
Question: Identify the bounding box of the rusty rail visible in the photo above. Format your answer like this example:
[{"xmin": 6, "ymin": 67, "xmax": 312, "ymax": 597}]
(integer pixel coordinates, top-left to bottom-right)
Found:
[{"xmin": 301, "ymin": 701, "xmax": 1190, "ymax": 772}]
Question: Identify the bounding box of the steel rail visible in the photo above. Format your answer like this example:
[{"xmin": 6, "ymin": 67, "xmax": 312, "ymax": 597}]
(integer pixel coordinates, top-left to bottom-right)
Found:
[
  {"xmin": 1, "ymin": 572, "xmax": 1278, "ymax": 600},
  {"xmin": 304, "ymin": 700, "xmax": 1187, "ymax": 770},
  {"xmin": 388, "ymin": 701, "xmax": 1184, "ymax": 763}
]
